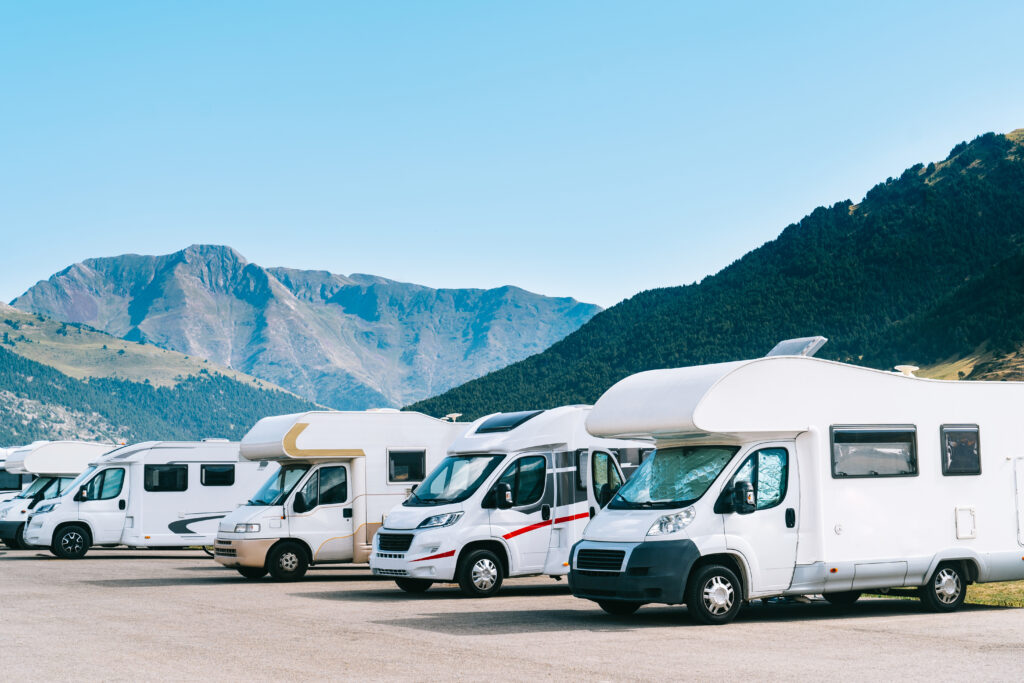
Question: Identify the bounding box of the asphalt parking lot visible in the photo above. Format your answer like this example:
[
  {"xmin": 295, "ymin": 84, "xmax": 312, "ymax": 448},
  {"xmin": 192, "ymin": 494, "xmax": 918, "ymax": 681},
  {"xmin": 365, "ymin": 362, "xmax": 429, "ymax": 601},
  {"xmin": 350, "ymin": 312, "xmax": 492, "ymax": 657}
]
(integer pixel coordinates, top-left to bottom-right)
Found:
[{"xmin": 1, "ymin": 548, "xmax": 1022, "ymax": 681}]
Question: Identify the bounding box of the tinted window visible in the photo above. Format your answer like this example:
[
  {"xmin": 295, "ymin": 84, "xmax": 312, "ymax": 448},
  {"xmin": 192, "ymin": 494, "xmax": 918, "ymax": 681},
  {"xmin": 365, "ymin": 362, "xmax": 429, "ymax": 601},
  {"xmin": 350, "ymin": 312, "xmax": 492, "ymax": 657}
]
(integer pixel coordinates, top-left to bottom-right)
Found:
[
  {"xmin": 144, "ymin": 465, "xmax": 188, "ymax": 492},
  {"xmin": 592, "ymin": 451, "xmax": 624, "ymax": 507},
  {"xmin": 831, "ymin": 428, "xmax": 917, "ymax": 477},
  {"xmin": 319, "ymin": 466, "xmax": 348, "ymax": 505},
  {"xmin": 298, "ymin": 470, "xmax": 319, "ymax": 509},
  {"xmin": 0, "ymin": 471, "xmax": 23, "ymax": 489},
  {"xmin": 86, "ymin": 468, "xmax": 125, "ymax": 500},
  {"xmin": 495, "ymin": 455, "xmax": 547, "ymax": 507},
  {"xmin": 388, "ymin": 450, "xmax": 426, "ymax": 483},
  {"xmin": 201, "ymin": 464, "xmax": 235, "ymax": 486},
  {"xmin": 475, "ymin": 410, "xmax": 544, "ymax": 434},
  {"xmin": 941, "ymin": 426, "xmax": 980, "ymax": 475}
]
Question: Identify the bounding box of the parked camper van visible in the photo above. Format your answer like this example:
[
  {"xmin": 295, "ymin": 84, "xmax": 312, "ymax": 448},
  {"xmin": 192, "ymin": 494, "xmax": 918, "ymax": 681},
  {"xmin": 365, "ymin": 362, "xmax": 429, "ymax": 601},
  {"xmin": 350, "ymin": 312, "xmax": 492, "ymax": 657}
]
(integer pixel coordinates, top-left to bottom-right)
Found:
[
  {"xmin": 214, "ymin": 410, "xmax": 468, "ymax": 580},
  {"xmin": 569, "ymin": 338, "xmax": 1024, "ymax": 624},
  {"xmin": 0, "ymin": 446, "xmax": 35, "ymax": 502},
  {"xmin": 0, "ymin": 441, "xmax": 114, "ymax": 548},
  {"xmin": 369, "ymin": 406, "xmax": 650, "ymax": 597},
  {"xmin": 23, "ymin": 440, "xmax": 272, "ymax": 558}
]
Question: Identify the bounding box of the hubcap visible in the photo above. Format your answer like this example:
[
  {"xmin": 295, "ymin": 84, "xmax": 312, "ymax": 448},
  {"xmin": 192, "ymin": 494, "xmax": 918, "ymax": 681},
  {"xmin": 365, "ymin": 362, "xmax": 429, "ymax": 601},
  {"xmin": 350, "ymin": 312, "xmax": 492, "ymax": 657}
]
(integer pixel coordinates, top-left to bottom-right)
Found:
[
  {"xmin": 934, "ymin": 568, "xmax": 961, "ymax": 604},
  {"xmin": 279, "ymin": 552, "xmax": 299, "ymax": 572},
  {"xmin": 61, "ymin": 532, "xmax": 84, "ymax": 554},
  {"xmin": 702, "ymin": 575, "xmax": 735, "ymax": 615},
  {"xmin": 471, "ymin": 558, "xmax": 498, "ymax": 591}
]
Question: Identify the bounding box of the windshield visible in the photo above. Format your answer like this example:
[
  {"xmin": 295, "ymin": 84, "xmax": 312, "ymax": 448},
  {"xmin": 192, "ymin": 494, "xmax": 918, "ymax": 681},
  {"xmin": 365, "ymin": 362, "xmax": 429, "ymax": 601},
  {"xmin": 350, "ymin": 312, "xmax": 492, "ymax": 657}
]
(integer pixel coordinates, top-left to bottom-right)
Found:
[
  {"xmin": 609, "ymin": 445, "xmax": 739, "ymax": 510},
  {"xmin": 58, "ymin": 466, "xmax": 96, "ymax": 499},
  {"xmin": 248, "ymin": 465, "xmax": 310, "ymax": 506},
  {"xmin": 17, "ymin": 476, "xmax": 77, "ymax": 500},
  {"xmin": 405, "ymin": 455, "xmax": 505, "ymax": 506}
]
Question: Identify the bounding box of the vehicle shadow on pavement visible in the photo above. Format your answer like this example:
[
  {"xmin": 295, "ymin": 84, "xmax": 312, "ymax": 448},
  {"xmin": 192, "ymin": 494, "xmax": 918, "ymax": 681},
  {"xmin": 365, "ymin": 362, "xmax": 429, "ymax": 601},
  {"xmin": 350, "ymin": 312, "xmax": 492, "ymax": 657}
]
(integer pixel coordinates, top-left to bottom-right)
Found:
[
  {"xmin": 294, "ymin": 582, "xmax": 572, "ymax": 602},
  {"xmin": 0, "ymin": 552, "xmax": 213, "ymax": 561}
]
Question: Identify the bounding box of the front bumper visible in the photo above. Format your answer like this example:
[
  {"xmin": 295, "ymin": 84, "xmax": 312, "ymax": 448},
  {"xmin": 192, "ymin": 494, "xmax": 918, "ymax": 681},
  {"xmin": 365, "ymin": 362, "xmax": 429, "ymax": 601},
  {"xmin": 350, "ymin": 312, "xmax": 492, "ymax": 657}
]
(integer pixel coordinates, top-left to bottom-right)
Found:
[
  {"xmin": 568, "ymin": 539, "xmax": 700, "ymax": 605},
  {"xmin": 0, "ymin": 520, "xmax": 23, "ymax": 538},
  {"xmin": 213, "ymin": 537, "xmax": 276, "ymax": 568},
  {"xmin": 369, "ymin": 529, "xmax": 459, "ymax": 581}
]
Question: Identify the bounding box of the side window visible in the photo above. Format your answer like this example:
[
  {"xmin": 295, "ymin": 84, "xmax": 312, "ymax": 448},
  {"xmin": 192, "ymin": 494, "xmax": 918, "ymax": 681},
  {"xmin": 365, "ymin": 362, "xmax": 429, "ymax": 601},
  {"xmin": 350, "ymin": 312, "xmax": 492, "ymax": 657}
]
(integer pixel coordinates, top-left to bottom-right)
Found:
[
  {"xmin": 388, "ymin": 450, "xmax": 426, "ymax": 483},
  {"xmin": 728, "ymin": 448, "xmax": 788, "ymax": 510},
  {"xmin": 592, "ymin": 451, "xmax": 624, "ymax": 506},
  {"xmin": 319, "ymin": 467, "xmax": 348, "ymax": 505},
  {"xmin": 941, "ymin": 425, "xmax": 980, "ymax": 476},
  {"xmin": 86, "ymin": 468, "xmax": 125, "ymax": 500},
  {"xmin": 201, "ymin": 465, "xmax": 235, "ymax": 486},
  {"xmin": 831, "ymin": 427, "xmax": 917, "ymax": 478},
  {"xmin": 496, "ymin": 455, "xmax": 547, "ymax": 507},
  {"xmin": 298, "ymin": 470, "xmax": 320, "ymax": 509},
  {"xmin": 144, "ymin": 465, "xmax": 188, "ymax": 492}
]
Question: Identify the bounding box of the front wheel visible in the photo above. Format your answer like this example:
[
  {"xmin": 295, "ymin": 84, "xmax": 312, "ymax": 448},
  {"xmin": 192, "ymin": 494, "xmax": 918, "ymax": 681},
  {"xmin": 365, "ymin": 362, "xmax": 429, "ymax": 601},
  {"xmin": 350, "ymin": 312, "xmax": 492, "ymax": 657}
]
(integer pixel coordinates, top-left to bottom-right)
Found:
[
  {"xmin": 395, "ymin": 578, "xmax": 433, "ymax": 593},
  {"xmin": 598, "ymin": 600, "xmax": 642, "ymax": 616},
  {"xmin": 457, "ymin": 549, "xmax": 503, "ymax": 597},
  {"xmin": 686, "ymin": 564, "xmax": 743, "ymax": 625},
  {"xmin": 919, "ymin": 563, "xmax": 967, "ymax": 612},
  {"xmin": 823, "ymin": 591, "xmax": 861, "ymax": 607},
  {"xmin": 236, "ymin": 566, "xmax": 268, "ymax": 579},
  {"xmin": 267, "ymin": 542, "xmax": 308, "ymax": 581},
  {"xmin": 51, "ymin": 525, "xmax": 91, "ymax": 559}
]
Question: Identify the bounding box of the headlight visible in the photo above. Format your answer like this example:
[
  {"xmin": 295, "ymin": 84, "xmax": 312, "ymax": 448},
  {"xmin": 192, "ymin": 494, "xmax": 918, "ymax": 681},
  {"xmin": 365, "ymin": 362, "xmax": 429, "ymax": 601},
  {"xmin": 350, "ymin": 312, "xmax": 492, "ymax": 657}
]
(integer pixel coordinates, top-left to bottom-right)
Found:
[
  {"xmin": 33, "ymin": 503, "xmax": 56, "ymax": 515},
  {"xmin": 647, "ymin": 507, "xmax": 695, "ymax": 536},
  {"xmin": 0, "ymin": 508, "xmax": 8, "ymax": 519},
  {"xmin": 234, "ymin": 523, "xmax": 261, "ymax": 533},
  {"xmin": 417, "ymin": 512, "xmax": 463, "ymax": 529}
]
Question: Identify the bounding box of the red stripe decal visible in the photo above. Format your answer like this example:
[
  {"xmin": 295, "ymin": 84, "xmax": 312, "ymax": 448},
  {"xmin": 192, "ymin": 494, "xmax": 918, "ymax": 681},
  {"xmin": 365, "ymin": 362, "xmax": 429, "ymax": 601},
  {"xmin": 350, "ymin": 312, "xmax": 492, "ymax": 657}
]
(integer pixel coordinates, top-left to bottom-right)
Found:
[
  {"xmin": 553, "ymin": 512, "xmax": 590, "ymax": 525},
  {"xmin": 411, "ymin": 549, "xmax": 456, "ymax": 562},
  {"xmin": 503, "ymin": 519, "xmax": 552, "ymax": 539}
]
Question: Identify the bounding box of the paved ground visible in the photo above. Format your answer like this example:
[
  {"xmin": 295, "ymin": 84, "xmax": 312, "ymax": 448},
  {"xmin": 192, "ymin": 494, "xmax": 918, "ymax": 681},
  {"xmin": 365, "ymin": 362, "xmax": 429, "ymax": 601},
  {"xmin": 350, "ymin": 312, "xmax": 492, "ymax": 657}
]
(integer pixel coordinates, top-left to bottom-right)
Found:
[{"xmin": 1, "ymin": 548, "xmax": 1022, "ymax": 681}]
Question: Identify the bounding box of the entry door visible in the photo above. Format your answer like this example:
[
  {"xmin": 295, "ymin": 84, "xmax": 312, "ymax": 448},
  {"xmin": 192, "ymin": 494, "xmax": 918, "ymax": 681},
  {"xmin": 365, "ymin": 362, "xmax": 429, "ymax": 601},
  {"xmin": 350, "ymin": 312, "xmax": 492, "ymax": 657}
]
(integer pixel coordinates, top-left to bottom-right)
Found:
[
  {"xmin": 288, "ymin": 465, "xmax": 353, "ymax": 562},
  {"xmin": 1016, "ymin": 459, "xmax": 1024, "ymax": 545},
  {"xmin": 80, "ymin": 467, "xmax": 128, "ymax": 544},
  {"xmin": 488, "ymin": 454, "xmax": 553, "ymax": 574},
  {"xmin": 722, "ymin": 443, "xmax": 799, "ymax": 593}
]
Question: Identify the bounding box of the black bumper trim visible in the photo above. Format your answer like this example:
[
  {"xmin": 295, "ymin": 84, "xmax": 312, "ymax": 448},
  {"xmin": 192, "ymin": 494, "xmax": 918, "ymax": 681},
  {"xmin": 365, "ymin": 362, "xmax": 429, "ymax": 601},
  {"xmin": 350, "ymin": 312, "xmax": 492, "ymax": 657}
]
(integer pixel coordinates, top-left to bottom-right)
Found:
[
  {"xmin": 569, "ymin": 539, "xmax": 700, "ymax": 605},
  {"xmin": 0, "ymin": 520, "xmax": 23, "ymax": 538}
]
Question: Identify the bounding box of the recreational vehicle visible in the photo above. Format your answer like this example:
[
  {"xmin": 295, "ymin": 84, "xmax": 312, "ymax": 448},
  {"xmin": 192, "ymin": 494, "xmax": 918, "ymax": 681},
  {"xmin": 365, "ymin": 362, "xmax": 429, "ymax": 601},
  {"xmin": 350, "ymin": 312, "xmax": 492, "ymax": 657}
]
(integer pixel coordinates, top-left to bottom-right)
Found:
[
  {"xmin": 0, "ymin": 441, "xmax": 115, "ymax": 548},
  {"xmin": 369, "ymin": 406, "xmax": 651, "ymax": 597},
  {"xmin": 569, "ymin": 338, "xmax": 1024, "ymax": 624},
  {"xmin": 0, "ymin": 446, "xmax": 35, "ymax": 502},
  {"xmin": 214, "ymin": 410, "xmax": 468, "ymax": 580},
  {"xmin": 23, "ymin": 440, "xmax": 272, "ymax": 558}
]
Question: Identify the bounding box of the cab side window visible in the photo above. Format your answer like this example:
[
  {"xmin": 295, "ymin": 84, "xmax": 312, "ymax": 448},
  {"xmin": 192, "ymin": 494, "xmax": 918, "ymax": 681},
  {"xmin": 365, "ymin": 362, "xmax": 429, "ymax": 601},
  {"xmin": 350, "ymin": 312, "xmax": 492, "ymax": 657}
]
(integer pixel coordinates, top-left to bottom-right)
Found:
[
  {"xmin": 319, "ymin": 467, "xmax": 348, "ymax": 505},
  {"xmin": 729, "ymin": 448, "xmax": 788, "ymax": 510},
  {"xmin": 592, "ymin": 451, "xmax": 624, "ymax": 507},
  {"xmin": 298, "ymin": 470, "xmax": 319, "ymax": 509},
  {"xmin": 496, "ymin": 456, "xmax": 546, "ymax": 507},
  {"xmin": 86, "ymin": 469, "xmax": 125, "ymax": 501}
]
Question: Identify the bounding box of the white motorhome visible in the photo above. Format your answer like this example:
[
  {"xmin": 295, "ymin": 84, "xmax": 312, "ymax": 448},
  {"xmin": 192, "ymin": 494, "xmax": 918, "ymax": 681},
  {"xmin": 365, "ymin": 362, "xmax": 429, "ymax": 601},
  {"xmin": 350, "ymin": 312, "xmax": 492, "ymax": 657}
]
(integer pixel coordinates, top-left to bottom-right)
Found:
[
  {"xmin": 0, "ymin": 441, "xmax": 115, "ymax": 548},
  {"xmin": 569, "ymin": 338, "xmax": 1024, "ymax": 624},
  {"xmin": 369, "ymin": 406, "xmax": 650, "ymax": 597},
  {"xmin": 214, "ymin": 410, "xmax": 468, "ymax": 580},
  {"xmin": 23, "ymin": 440, "xmax": 272, "ymax": 558},
  {"xmin": 0, "ymin": 446, "xmax": 36, "ymax": 502}
]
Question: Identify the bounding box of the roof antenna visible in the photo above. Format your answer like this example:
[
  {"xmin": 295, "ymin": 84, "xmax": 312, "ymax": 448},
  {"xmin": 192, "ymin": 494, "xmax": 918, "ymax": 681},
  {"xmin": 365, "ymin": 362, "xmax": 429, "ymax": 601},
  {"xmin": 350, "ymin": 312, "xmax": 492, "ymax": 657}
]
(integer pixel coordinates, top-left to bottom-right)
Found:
[{"xmin": 765, "ymin": 336, "xmax": 828, "ymax": 358}]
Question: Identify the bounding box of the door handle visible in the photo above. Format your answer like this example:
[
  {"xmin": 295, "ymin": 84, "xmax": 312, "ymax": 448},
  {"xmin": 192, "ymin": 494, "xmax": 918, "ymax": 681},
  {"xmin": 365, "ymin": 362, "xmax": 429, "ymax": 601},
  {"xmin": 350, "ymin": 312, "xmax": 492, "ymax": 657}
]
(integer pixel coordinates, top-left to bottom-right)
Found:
[
  {"xmin": 785, "ymin": 508, "xmax": 796, "ymax": 528},
  {"xmin": 118, "ymin": 500, "xmax": 126, "ymax": 510},
  {"xmin": 541, "ymin": 504, "xmax": 550, "ymax": 521},
  {"xmin": 343, "ymin": 508, "xmax": 352, "ymax": 519}
]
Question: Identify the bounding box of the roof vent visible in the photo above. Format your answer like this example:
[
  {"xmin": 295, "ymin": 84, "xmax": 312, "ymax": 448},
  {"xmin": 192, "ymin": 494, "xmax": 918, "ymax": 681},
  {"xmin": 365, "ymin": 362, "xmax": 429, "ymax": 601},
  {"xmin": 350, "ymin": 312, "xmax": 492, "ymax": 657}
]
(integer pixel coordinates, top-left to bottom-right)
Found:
[
  {"xmin": 475, "ymin": 410, "xmax": 544, "ymax": 434},
  {"xmin": 442, "ymin": 413, "xmax": 463, "ymax": 422},
  {"xmin": 894, "ymin": 365, "xmax": 919, "ymax": 377},
  {"xmin": 765, "ymin": 336, "xmax": 828, "ymax": 358}
]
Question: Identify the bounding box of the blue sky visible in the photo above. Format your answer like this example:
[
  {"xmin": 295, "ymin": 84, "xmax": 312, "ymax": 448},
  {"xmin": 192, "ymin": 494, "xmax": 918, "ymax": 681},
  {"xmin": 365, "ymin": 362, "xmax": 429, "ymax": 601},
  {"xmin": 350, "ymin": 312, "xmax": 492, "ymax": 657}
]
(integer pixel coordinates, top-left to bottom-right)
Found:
[{"xmin": 2, "ymin": 2, "xmax": 1023, "ymax": 307}]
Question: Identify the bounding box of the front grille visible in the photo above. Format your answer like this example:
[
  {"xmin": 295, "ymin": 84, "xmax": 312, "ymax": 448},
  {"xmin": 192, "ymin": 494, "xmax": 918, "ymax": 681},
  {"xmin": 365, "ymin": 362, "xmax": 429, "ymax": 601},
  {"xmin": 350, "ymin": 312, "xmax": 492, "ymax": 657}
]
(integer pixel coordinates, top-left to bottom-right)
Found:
[
  {"xmin": 377, "ymin": 533, "xmax": 414, "ymax": 552},
  {"xmin": 215, "ymin": 547, "xmax": 237, "ymax": 557},
  {"xmin": 576, "ymin": 548, "xmax": 625, "ymax": 572},
  {"xmin": 375, "ymin": 552, "xmax": 405, "ymax": 560},
  {"xmin": 374, "ymin": 568, "xmax": 408, "ymax": 577}
]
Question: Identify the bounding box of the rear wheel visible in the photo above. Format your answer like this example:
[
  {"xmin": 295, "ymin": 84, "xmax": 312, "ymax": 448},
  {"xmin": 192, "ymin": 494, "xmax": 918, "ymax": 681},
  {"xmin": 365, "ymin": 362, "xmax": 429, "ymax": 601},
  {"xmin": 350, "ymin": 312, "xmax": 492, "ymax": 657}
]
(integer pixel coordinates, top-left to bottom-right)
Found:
[
  {"xmin": 51, "ymin": 525, "xmax": 90, "ymax": 559},
  {"xmin": 457, "ymin": 549, "xmax": 503, "ymax": 597},
  {"xmin": 597, "ymin": 600, "xmax": 642, "ymax": 616},
  {"xmin": 267, "ymin": 542, "xmax": 308, "ymax": 581},
  {"xmin": 395, "ymin": 578, "xmax": 433, "ymax": 593},
  {"xmin": 236, "ymin": 566, "xmax": 268, "ymax": 579},
  {"xmin": 919, "ymin": 563, "xmax": 967, "ymax": 612},
  {"xmin": 823, "ymin": 591, "xmax": 861, "ymax": 606},
  {"xmin": 686, "ymin": 564, "xmax": 743, "ymax": 625}
]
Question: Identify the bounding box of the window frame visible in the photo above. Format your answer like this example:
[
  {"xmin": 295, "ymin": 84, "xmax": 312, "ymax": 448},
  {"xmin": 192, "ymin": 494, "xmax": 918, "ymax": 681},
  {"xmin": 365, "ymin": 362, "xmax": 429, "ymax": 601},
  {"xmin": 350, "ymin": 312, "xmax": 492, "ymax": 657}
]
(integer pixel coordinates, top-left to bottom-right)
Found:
[
  {"xmin": 940, "ymin": 424, "xmax": 982, "ymax": 476},
  {"xmin": 591, "ymin": 449, "xmax": 624, "ymax": 498},
  {"xmin": 496, "ymin": 454, "xmax": 547, "ymax": 508},
  {"xmin": 723, "ymin": 446, "xmax": 789, "ymax": 511},
  {"xmin": 830, "ymin": 425, "xmax": 919, "ymax": 479},
  {"xmin": 200, "ymin": 464, "xmax": 236, "ymax": 487},
  {"xmin": 86, "ymin": 467, "xmax": 126, "ymax": 500},
  {"xmin": 387, "ymin": 449, "xmax": 428, "ymax": 484},
  {"xmin": 317, "ymin": 465, "xmax": 349, "ymax": 506},
  {"xmin": 143, "ymin": 464, "xmax": 189, "ymax": 492}
]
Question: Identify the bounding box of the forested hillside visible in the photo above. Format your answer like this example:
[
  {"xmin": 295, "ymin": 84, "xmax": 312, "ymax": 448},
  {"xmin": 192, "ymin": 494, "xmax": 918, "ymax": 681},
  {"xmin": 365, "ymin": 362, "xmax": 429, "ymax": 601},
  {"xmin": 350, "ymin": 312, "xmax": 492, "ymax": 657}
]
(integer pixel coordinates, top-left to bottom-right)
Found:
[{"xmin": 411, "ymin": 130, "xmax": 1024, "ymax": 419}]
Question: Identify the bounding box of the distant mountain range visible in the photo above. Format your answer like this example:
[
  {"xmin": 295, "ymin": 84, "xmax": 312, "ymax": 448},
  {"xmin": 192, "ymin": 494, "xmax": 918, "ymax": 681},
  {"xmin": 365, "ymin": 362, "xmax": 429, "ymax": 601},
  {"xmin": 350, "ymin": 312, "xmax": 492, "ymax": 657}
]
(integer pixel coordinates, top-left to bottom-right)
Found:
[
  {"xmin": 412, "ymin": 129, "xmax": 1024, "ymax": 419},
  {"xmin": 11, "ymin": 245, "xmax": 600, "ymax": 410}
]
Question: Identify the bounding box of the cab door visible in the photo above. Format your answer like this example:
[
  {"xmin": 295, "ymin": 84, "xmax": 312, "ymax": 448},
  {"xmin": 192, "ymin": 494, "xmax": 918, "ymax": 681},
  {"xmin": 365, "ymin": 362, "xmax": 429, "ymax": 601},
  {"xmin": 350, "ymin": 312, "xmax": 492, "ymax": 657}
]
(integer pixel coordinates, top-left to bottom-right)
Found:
[
  {"xmin": 287, "ymin": 464, "xmax": 354, "ymax": 562},
  {"xmin": 488, "ymin": 453, "xmax": 553, "ymax": 575},
  {"xmin": 79, "ymin": 467, "xmax": 128, "ymax": 544},
  {"xmin": 721, "ymin": 443, "xmax": 799, "ymax": 593},
  {"xmin": 589, "ymin": 450, "xmax": 625, "ymax": 514}
]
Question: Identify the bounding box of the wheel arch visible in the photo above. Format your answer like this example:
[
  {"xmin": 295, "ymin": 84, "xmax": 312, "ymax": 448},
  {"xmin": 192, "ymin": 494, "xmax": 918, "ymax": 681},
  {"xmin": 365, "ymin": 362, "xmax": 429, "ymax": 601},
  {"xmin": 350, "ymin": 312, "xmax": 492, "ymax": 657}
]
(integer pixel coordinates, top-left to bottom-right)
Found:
[
  {"xmin": 457, "ymin": 539, "xmax": 510, "ymax": 577},
  {"xmin": 688, "ymin": 552, "xmax": 750, "ymax": 601},
  {"xmin": 269, "ymin": 537, "xmax": 314, "ymax": 566},
  {"xmin": 54, "ymin": 520, "xmax": 93, "ymax": 545}
]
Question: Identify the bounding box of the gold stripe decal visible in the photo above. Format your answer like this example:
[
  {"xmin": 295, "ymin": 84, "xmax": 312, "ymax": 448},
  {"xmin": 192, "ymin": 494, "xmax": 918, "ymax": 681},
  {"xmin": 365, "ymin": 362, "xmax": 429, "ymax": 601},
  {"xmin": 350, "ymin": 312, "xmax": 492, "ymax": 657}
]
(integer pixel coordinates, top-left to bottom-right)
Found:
[{"xmin": 282, "ymin": 423, "xmax": 366, "ymax": 458}]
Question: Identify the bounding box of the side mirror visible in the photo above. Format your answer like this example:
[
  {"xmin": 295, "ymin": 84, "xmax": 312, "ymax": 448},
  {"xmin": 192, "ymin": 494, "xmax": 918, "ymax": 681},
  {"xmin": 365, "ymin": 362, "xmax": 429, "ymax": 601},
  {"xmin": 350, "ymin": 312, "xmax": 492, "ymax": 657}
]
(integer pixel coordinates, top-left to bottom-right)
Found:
[
  {"xmin": 292, "ymin": 492, "xmax": 308, "ymax": 514},
  {"xmin": 732, "ymin": 481, "xmax": 756, "ymax": 515},
  {"xmin": 494, "ymin": 482, "xmax": 513, "ymax": 510},
  {"xmin": 74, "ymin": 486, "xmax": 88, "ymax": 502},
  {"xmin": 410, "ymin": 484, "xmax": 418, "ymax": 493}
]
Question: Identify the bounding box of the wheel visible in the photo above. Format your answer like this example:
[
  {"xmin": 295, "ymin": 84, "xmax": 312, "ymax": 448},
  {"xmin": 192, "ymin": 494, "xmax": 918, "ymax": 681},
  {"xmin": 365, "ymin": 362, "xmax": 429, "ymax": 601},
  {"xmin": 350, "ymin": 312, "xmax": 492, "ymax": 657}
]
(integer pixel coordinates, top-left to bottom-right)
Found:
[
  {"xmin": 457, "ymin": 549, "xmax": 504, "ymax": 597},
  {"xmin": 823, "ymin": 590, "xmax": 862, "ymax": 606},
  {"xmin": 685, "ymin": 563, "xmax": 743, "ymax": 625},
  {"xmin": 597, "ymin": 600, "xmax": 642, "ymax": 616},
  {"xmin": 395, "ymin": 578, "xmax": 433, "ymax": 593},
  {"xmin": 236, "ymin": 566, "xmax": 268, "ymax": 579},
  {"xmin": 51, "ymin": 525, "xmax": 90, "ymax": 559},
  {"xmin": 919, "ymin": 563, "xmax": 967, "ymax": 612},
  {"xmin": 267, "ymin": 542, "xmax": 308, "ymax": 581}
]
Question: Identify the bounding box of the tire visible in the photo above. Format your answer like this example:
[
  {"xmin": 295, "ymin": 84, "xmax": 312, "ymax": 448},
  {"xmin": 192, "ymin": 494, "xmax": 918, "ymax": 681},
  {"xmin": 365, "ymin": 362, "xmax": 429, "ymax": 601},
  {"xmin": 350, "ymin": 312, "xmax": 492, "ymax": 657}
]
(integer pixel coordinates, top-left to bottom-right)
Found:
[
  {"xmin": 236, "ymin": 566, "xmax": 268, "ymax": 579},
  {"xmin": 1, "ymin": 538, "xmax": 16, "ymax": 549},
  {"xmin": 395, "ymin": 578, "xmax": 433, "ymax": 593},
  {"xmin": 823, "ymin": 590, "xmax": 862, "ymax": 607},
  {"xmin": 685, "ymin": 563, "xmax": 743, "ymax": 625},
  {"xmin": 597, "ymin": 600, "xmax": 642, "ymax": 616},
  {"xmin": 457, "ymin": 549, "xmax": 504, "ymax": 597},
  {"xmin": 267, "ymin": 542, "xmax": 308, "ymax": 581},
  {"xmin": 51, "ymin": 525, "xmax": 91, "ymax": 559},
  {"xmin": 918, "ymin": 562, "xmax": 967, "ymax": 612}
]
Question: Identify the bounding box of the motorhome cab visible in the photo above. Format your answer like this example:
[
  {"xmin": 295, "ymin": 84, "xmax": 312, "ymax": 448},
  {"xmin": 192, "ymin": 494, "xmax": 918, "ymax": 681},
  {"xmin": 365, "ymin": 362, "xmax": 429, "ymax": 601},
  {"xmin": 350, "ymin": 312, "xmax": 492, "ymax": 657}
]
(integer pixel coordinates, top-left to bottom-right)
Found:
[
  {"xmin": 569, "ymin": 338, "xmax": 1024, "ymax": 624},
  {"xmin": 0, "ymin": 441, "xmax": 114, "ymax": 549},
  {"xmin": 0, "ymin": 446, "xmax": 35, "ymax": 502},
  {"xmin": 23, "ymin": 440, "xmax": 271, "ymax": 558},
  {"xmin": 369, "ymin": 406, "xmax": 650, "ymax": 597},
  {"xmin": 214, "ymin": 410, "xmax": 468, "ymax": 580}
]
